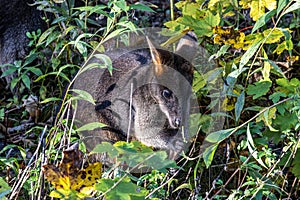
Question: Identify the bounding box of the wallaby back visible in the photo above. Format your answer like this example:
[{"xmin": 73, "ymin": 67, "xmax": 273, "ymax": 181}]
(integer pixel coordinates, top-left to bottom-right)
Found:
[{"xmin": 73, "ymin": 32, "xmax": 198, "ymax": 160}]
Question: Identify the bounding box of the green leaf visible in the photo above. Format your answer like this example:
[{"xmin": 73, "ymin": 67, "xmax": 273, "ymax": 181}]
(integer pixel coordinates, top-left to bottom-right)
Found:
[
  {"xmin": 0, "ymin": 177, "xmax": 11, "ymax": 199},
  {"xmin": 0, "ymin": 108, "xmax": 4, "ymax": 121},
  {"xmin": 246, "ymin": 124, "xmax": 267, "ymax": 168},
  {"xmin": 291, "ymin": 151, "xmax": 300, "ymax": 178},
  {"xmin": 64, "ymin": 25, "xmax": 76, "ymax": 35},
  {"xmin": 40, "ymin": 97, "xmax": 62, "ymax": 104},
  {"xmin": 114, "ymin": 141, "xmax": 153, "ymax": 154},
  {"xmin": 26, "ymin": 31, "xmax": 32, "ymax": 38},
  {"xmin": 95, "ymin": 177, "xmax": 148, "ymax": 200},
  {"xmin": 282, "ymin": 0, "xmax": 300, "ymax": 16},
  {"xmin": 239, "ymin": 39, "xmax": 263, "ymax": 69},
  {"xmin": 247, "ymin": 81, "xmax": 272, "ymax": 99},
  {"xmin": 75, "ymin": 41, "xmax": 88, "ymax": 57},
  {"xmin": 71, "ymin": 89, "xmax": 95, "ymax": 105},
  {"xmin": 277, "ymin": 0, "xmax": 289, "ymax": 16},
  {"xmin": 33, "ymin": 73, "xmax": 52, "ymax": 82},
  {"xmin": 92, "ymin": 142, "xmax": 119, "ymax": 158},
  {"xmin": 116, "ymin": 21, "xmax": 137, "ymax": 32},
  {"xmin": 0, "ymin": 66, "xmax": 17, "ymax": 78},
  {"xmin": 26, "ymin": 67, "xmax": 43, "ymax": 76},
  {"xmin": 205, "ymin": 128, "xmax": 235, "ymax": 143},
  {"xmin": 10, "ymin": 77, "xmax": 19, "ymax": 90},
  {"xmin": 130, "ymin": 3, "xmax": 155, "ymax": 12},
  {"xmin": 211, "ymin": 44, "xmax": 230, "ymax": 59},
  {"xmin": 112, "ymin": 141, "xmax": 177, "ymax": 172},
  {"xmin": 114, "ymin": 0, "xmax": 129, "ymax": 12},
  {"xmin": 46, "ymin": 31, "xmax": 61, "ymax": 47},
  {"xmin": 164, "ymin": 20, "xmax": 186, "ymax": 32},
  {"xmin": 263, "ymin": 58, "xmax": 286, "ymax": 78},
  {"xmin": 235, "ymin": 91, "xmax": 245, "ymax": 122},
  {"xmin": 202, "ymin": 143, "xmax": 218, "ymax": 168},
  {"xmin": 173, "ymin": 183, "xmax": 192, "ymax": 193},
  {"xmin": 74, "ymin": 33, "xmax": 93, "ymax": 48},
  {"xmin": 269, "ymin": 92, "xmax": 287, "ymax": 103},
  {"xmin": 252, "ymin": 10, "xmax": 276, "ymax": 33},
  {"xmin": 56, "ymin": 64, "xmax": 79, "ymax": 78},
  {"xmin": 256, "ymin": 107, "xmax": 278, "ymax": 131},
  {"xmin": 274, "ymin": 111, "xmax": 298, "ymax": 131},
  {"xmin": 21, "ymin": 74, "xmax": 31, "ymax": 89},
  {"xmin": 193, "ymin": 71, "xmax": 206, "ymax": 92},
  {"xmin": 178, "ymin": 11, "xmax": 220, "ymax": 37},
  {"xmin": 92, "ymin": 54, "xmax": 113, "ymax": 75},
  {"xmin": 23, "ymin": 53, "xmax": 39, "ymax": 67},
  {"xmin": 51, "ymin": 16, "xmax": 68, "ymax": 25},
  {"xmin": 276, "ymin": 78, "xmax": 300, "ymax": 94},
  {"xmin": 74, "ymin": 5, "xmax": 108, "ymax": 16},
  {"xmin": 273, "ymin": 41, "xmax": 288, "ymax": 54},
  {"xmin": 76, "ymin": 122, "xmax": 106, "ymax": 132},
  {"xmin": 142, "ymin": 151, "xmax": 177, "ymax": 172},
  {"xmin": 0, "ymin": 144, "xmax": 17, "ymax": 154},
  {"xmin": 102, "ymin": 28, "xmax": 127, "ymax": 45}
]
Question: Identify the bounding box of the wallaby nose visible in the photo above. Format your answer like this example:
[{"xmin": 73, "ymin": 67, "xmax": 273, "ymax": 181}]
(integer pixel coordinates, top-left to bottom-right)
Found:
[{"xmin": 174, "ymin": 118, "xmax": 181, "ymax": 128}]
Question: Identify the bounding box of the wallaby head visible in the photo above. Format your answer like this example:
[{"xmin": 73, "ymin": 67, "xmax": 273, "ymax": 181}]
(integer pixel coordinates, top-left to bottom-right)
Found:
[
  {"xmin": 144, "ymin": 37, "xmax": 183, "ymax": 129},
  {"xmin": 73, "ymin": 32, "xmax": 198, "ymax": 161},
  {"xmin": 149, "ymin": 84, "xmax": 181, "ymax": 129}
]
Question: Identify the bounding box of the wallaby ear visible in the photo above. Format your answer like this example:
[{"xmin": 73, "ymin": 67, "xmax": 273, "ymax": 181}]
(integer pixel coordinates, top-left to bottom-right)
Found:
[
  {"xmin": 175, "ymin": 32, "xmax": 198, "ymax": 62},
  {"xmin": 146, "ymin": 36, "xmax": 164, "ymax": 76}
]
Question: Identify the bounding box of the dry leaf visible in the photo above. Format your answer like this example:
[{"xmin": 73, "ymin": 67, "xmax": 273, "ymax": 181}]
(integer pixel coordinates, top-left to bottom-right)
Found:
[{"xmin": 43, "ymin": 143, "xmax": 102, "ymax": 199}]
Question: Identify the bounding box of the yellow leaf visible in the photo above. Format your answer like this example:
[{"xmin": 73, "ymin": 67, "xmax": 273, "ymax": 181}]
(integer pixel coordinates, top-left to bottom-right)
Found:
[
  {"xmin": 239, "ymin": 0, "xmax": 252, "ymax": 9},
  {"xmin": 42, "ymin": 143, "xmax": 102, "ymax": 199},
  {"xmin": 232, "ymin": 32, "xmax": 245, "ymax": 49},
  {"xmin": 250, "ymin": 0, "xmax": 266, "ymax": 21},
  {"xmin": 175, "ymin": 1, "xmax": 200, "ymax": 18},
  {"xmin": 208, "ymin": 0, "xmax": 231, "ymax": 9},
  {"xmin": 244, "ymin": 33, "xmax": 264, "ymax": 50},
  {"xmin": 49, "ymin": 189, "xmax": 73, "ymax": 199},
  {"xmin": 241, "ymin": 0, "xmax": 277, "ymax": 21},
  {"xmin": 287, "ymin": 55, "xmax": 299, "ymax": 64},
  {"xmin": 263, "ymin": 28, "xmax": 284, "ymax": 44},
  {"xmin": 79, "ymin": 186, "xmax": 95, "ymax": 197},
  {"xmin": 273, "ymin": 42, "xmax": 288, "ymax": 54},
  {"xmin": 222, "ymin": 97, "xmax": 236, "ymax": 111},
  {"xmin": 264, "ymin": 0, "xmax": 277, "ymax": 10},
  {"xmin": 213, "ymin": 26, "xmax": 245, "ymax": 49},
  {"xmin": 224, "ymin": 11, "xmax": 236, "ymax": 17},
  {"xmin": 256, "ymin": 107, "xmax": 278, "ymax": 131},
  {"xmin": 262, "ymin": 50, "xmax": 271, "ymax": 81}
]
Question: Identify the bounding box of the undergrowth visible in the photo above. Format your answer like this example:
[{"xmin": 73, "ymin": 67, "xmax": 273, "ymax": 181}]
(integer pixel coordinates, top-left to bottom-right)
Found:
[{"xmin": 0, "ymin": 0, "xmax": 300, "ymax": 199}]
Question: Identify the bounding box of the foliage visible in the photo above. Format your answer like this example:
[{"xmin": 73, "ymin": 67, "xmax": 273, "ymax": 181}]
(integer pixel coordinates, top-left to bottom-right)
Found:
[
  {"xmin": 0, "ymin": 177, "xmax": 11, "ymax": 200},
  {"xmin": 92, "ymin": 141, "xmax": 177, "ymax": 173},
  {"xmin": 165, "ymin": 0, "xmax": 300, "ymax": 199},
  {"xmin": 0, "ymin": 0, "xmax": 300, "ymax": 199},
  {"xmin": 42, "ymin": 144, "xmax": 102, "ymax": 199},
  {"xmin": 96, "ymin": 177, "xmax": 148, "ymax": 200}
]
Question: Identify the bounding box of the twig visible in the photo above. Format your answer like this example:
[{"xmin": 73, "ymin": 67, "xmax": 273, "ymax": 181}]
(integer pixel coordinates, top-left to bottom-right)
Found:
[
  {"xmin": 9, "ymin": 125, "xmax": 48, "ymax": 199},
  {"xmin": 127, "ymin": 83, "xmax": 133, "ymax": 143},
  {"xmin": 222, "ymin": 96, "xmax": 293, "ymax": 143}
]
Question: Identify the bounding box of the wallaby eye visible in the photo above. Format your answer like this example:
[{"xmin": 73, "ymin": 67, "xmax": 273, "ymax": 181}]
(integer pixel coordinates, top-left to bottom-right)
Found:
[{"xmin": 162, "ymin": 89, "xmax": 172, "ymax": 99}]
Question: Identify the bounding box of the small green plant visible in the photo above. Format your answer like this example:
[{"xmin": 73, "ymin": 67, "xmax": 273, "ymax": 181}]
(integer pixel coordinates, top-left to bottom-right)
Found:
[{"xmin": 0, "ymin": 57, "xmax": 42, "ymax": 94}]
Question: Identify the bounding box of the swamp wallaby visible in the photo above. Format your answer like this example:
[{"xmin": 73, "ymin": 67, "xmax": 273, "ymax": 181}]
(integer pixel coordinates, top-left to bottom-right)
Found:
[{"xmin": 72, "ymin": 31, "xmax": 198, "ymax": 160}]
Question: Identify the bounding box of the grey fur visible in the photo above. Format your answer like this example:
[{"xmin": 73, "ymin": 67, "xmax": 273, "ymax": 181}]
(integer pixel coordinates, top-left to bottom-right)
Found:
[{"xmin": 73, "ymin": 34, "xmax": 198, "ymax": 160}]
